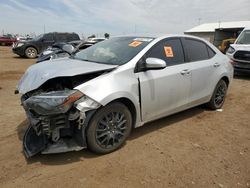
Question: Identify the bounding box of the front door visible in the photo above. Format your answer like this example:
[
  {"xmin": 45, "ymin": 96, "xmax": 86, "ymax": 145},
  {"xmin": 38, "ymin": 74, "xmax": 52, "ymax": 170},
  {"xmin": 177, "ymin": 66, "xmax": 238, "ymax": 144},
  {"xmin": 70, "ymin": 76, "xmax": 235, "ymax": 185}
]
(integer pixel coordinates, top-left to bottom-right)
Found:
[{"xmin": 137, "ymin": 38, "xmax": 192, "ymax": 122}]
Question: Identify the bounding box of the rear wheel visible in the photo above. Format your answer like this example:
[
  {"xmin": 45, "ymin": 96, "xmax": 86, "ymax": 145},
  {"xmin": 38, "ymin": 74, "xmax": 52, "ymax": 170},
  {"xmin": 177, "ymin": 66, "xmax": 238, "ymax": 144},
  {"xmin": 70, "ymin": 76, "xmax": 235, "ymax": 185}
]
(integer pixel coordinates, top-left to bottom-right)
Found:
[
  {"xmin": 86, "ymin": 102, "xmax": 132, "ymax": 154},
  {"xmin": 207, "ymin": 80, "xmax": 228, "ymax": 110},
  {"xmin": 25, "ymin": 47, "xmax": 37, "ymax": 58}
]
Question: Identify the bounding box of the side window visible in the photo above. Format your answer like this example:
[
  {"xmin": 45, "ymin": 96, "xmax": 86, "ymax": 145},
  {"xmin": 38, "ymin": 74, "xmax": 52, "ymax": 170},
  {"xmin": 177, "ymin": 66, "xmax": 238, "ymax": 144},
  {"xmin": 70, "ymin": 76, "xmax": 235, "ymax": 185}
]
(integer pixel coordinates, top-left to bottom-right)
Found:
[
  {"xmin": 67, "ymin": 35, "xmax": 74, "ymax": 41},
  {"xmin": 43, "ymin": 34, "xmax": 54, "ymax": 42},
  {"xmin": 207, "ymin": 46, "xmax": 216, "ymax": 58},
  {"xmin": 66, "ymin": 34, "xmax": 79, "ymax": 42},
  {"xmin": 56, "ymin": 34, "xmax": 68, "ymax": 42},
  {"xmin": 184, "ymin": 39, "xmax": 209, "ymax": 61},
  {"xmin": 146, "ymin": 38, "xmax": 185, "ymax": 66},
  {"xmin": 70, "ymin": 34, "xmax": 80, "ymax": 41}
]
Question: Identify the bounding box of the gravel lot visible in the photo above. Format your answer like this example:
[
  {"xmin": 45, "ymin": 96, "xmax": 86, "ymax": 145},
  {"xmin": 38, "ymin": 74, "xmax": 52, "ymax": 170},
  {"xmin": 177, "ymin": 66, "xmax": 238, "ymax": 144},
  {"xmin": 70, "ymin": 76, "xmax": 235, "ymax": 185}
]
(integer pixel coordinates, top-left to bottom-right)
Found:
[{"xmin": 0, "ymin": 46, "xmax": 250, "ymax": 188}]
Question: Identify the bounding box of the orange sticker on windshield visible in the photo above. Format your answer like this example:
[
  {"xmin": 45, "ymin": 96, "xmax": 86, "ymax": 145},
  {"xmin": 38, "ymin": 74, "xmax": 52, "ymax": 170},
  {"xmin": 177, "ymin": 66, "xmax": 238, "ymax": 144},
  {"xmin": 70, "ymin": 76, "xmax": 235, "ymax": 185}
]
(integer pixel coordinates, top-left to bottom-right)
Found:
[
  {"xmin": 164, "ymin": 46, "xmax": 174, "ymax": 57},
  {"xmin": 129, "ymin": 41, "xmax": 142, "ymax": 47}
]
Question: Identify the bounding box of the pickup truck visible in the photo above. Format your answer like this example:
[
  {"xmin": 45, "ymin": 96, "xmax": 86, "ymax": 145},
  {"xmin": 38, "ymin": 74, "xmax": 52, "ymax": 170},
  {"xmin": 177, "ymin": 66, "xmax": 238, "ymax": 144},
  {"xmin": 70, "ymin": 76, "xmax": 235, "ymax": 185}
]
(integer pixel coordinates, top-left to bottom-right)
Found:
[{"xmin": 0, "ymin": 36, "xmax": 17, "ymax": 46}]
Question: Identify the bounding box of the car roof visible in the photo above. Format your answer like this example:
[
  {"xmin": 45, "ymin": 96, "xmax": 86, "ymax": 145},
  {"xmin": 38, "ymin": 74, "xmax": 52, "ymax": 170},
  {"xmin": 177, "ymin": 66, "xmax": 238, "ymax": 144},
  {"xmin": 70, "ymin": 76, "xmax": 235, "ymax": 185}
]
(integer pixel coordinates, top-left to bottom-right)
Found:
[{"xmin": 112, "ymin": 34, "xmax": 208, "ymax": 42}]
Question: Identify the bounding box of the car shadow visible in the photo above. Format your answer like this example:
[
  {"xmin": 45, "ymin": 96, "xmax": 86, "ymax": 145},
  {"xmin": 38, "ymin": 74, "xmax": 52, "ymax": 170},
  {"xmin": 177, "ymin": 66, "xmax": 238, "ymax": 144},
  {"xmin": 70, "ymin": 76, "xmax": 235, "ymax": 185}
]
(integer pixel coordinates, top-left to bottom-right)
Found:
[
  {"xmin": 129, "ymin": 106, "xmax": 205, "ymax": 140},
  {"xmin": 17, "ymin": 119, "xmax": 28, "ymax": 141},
  {"xmin": 13, "ymin": 56, "xmax": 26, "ymax": 59},
  {"xmin": 17, "ymin": 106, "xmax": 205, "ymax": 165}
]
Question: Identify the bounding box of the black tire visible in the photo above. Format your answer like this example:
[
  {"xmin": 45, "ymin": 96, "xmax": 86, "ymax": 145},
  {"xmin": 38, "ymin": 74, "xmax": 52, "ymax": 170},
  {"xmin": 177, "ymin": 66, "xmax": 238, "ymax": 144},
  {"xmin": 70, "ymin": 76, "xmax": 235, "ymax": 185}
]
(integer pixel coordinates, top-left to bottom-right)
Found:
[
  {"xmin": 86, "ymin": 102, "xmax": 132, "ymax": 154},
  {"xmin": 207, "ymin": 80, "xmax": 228, "ymax": 110},
  {"xmin": 25, "ymin": 47, "xmax": 37, "ymax": 58}
]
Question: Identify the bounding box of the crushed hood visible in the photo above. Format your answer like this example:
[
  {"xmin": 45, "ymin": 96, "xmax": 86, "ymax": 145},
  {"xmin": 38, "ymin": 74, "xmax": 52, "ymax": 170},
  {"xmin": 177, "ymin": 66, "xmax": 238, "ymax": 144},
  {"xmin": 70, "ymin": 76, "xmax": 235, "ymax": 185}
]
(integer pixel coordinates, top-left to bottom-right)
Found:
[
  {"xmin": 231, "ymin": 44, "xmax": 250, "ymax": 51},
  {"xmin": 17, "ymin": 58, "xmax": 117, "ymax": 94}
]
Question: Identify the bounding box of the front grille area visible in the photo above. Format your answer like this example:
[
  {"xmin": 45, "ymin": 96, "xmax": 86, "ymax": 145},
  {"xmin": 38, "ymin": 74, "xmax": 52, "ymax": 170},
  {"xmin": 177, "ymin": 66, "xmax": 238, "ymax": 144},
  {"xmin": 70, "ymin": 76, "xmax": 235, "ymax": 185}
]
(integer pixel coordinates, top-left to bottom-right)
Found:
[
  {"xmin": 234, "ymin": 50, "xmax": 250, "ymax": 61},
  {"xmin": 234, "ymin": 60, "xmax": 250, "ymax": 70}
]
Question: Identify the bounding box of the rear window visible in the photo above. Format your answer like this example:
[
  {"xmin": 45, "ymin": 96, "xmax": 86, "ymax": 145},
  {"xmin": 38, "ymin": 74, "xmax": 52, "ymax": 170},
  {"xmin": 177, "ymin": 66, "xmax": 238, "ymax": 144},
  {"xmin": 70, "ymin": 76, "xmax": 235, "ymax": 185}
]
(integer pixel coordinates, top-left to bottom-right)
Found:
[
  {"xmin": 54, "ymin": 33, "xmax": 79, "ymax": 42},
  {"xmin": 184, "ymin": 38, "xmax": 209, "ymax": 61},
  {"xmin": 55, "ymin": 34, "xmax": 68, "ymax": 42},
  {"xmin": 207, "ymin": 46, "xmax": 216, "ymax": 58},
  {"xmin": 68, "ymin": 34, "xmax": 80, "ymax": 41}
]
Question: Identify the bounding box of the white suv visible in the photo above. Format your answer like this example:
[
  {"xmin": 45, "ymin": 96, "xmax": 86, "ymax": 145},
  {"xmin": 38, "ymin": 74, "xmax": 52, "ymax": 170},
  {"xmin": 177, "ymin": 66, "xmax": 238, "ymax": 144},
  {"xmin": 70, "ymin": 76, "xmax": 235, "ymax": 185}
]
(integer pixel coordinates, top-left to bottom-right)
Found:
[{"xmin": 226, "ymin": 28, "xmax": 250, "ymax": 74}]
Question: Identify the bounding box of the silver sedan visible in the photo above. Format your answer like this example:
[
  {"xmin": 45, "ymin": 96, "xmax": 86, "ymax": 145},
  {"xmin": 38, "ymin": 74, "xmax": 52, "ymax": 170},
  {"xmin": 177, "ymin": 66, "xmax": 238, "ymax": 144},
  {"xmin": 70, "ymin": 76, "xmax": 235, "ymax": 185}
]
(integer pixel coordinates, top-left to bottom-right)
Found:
[{"xmin": 17, "ymin": 35, "xmax": 234, "ymax": 157}]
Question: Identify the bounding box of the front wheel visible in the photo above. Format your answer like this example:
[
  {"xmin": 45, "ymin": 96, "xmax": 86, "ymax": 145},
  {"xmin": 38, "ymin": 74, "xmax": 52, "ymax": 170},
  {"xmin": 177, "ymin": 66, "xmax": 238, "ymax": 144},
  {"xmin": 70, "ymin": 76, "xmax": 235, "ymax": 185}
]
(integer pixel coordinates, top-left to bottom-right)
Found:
[
  {"xmin": 86, "ymin": 102, "xmax": 132, "ymax": 154},
  {"xmin": 25, "ymin": 47, "xmax": 37, "ymax": 58},
  {"xmin": 207, "ymin": 80, "xmax": 228, "ymax": 110}
]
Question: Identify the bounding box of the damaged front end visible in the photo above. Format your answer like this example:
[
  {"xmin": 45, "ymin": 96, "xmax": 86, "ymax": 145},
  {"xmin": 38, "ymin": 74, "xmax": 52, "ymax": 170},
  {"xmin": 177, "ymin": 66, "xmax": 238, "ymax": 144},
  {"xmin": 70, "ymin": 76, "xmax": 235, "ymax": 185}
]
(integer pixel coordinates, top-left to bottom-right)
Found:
[{"xmin": 22, "ymin": 90, "xmax": 100, "ymax": 158}]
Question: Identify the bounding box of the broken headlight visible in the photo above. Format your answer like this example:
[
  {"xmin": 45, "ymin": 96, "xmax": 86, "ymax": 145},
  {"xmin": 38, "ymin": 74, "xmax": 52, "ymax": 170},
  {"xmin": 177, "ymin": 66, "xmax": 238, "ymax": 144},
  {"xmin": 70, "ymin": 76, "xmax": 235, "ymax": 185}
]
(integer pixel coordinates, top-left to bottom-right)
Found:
[{"xmin": 23, "ymin": 90, "xmax": 84, "ymax": 115}]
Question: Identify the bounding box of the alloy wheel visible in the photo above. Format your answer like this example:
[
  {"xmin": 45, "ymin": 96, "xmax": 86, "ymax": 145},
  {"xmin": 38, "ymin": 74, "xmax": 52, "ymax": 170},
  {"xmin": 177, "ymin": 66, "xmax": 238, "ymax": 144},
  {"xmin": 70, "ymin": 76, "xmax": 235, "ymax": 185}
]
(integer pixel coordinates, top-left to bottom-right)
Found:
[{"xmin": 96, "ymin": 112, "xmax": 127, "ymax": 149}]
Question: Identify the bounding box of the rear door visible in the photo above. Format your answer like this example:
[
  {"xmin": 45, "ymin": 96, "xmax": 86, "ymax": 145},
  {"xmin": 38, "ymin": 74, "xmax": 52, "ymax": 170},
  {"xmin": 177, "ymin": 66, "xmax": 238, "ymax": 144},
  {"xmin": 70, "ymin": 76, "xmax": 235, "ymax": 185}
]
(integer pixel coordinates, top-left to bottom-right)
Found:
[
  {"xmin": 182, "ymin": 38, "xmax": 219, "ymax": 106},
  {"xmin": 55, "ymin": 33, "xmax": 68, "ymax": 42},
  {"xmin": 137, "ymin": 38, "xmax": 192, "ymax": 122},
  {"xmin": 40, "ymin": 33, "xmax": 55, "ymax": 52}
]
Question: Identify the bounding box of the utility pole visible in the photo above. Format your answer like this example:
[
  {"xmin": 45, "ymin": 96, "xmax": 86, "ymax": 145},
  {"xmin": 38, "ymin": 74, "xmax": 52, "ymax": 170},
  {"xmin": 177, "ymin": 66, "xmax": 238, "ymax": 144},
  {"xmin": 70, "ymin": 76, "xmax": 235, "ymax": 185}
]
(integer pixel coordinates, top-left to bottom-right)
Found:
[
  {"xmin": 43, "ymin": 24, "xmax": 45, "ymax": 34},
  {"xmin": 198, "ymin": 18, "xmax": 201, "ymax": 25}
]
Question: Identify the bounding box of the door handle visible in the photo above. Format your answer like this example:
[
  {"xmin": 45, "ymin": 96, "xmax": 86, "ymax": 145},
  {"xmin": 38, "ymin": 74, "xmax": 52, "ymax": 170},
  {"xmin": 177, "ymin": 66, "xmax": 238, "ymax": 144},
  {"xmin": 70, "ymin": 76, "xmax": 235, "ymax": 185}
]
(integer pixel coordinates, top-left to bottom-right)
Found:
[
  {"xmin": 214, "ymin": 63, "xmax": 220, "ymax": 67},
  {"xmin": 180, "ymin": 69, "xmax": 190, "ymax": 75}
]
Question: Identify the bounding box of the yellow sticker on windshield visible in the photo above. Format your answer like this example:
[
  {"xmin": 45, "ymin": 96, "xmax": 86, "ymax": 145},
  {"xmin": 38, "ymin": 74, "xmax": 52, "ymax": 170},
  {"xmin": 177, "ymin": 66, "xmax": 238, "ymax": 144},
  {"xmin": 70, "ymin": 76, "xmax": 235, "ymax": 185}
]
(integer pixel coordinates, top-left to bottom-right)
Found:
[
  {"xmin": 129, "ymin": 41, "xmax": 142, "ymax": 47},
  {"xmin": 164, "ymin": 46, "xmax": 174, "ymax": 57}
]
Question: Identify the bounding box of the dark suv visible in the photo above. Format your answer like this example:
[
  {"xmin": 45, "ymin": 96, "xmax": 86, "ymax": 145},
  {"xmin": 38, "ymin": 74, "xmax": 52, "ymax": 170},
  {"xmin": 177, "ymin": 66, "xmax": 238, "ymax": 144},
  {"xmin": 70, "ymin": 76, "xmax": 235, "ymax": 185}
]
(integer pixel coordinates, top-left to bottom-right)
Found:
[{"xmin": 12, "ymin": 32, "xmax": 80, "ymax": 58}]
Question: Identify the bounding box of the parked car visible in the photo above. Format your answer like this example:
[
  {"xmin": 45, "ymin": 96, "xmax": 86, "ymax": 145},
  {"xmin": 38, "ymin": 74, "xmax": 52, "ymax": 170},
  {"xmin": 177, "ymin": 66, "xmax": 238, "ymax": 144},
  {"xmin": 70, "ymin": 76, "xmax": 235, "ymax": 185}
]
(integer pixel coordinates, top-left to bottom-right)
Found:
[
  {"xmin": 16, "ymin": 35, "xmax": 233, "ymax": 158},
  {"xmin": 0, "ymin": 35, "xmax": 17, "ymax": 46},
  {"xmin": 36, "ymin": 42, "xmax": 78, "ymax": 63},
  {"xmin": 226, "ymin": 28, "xmax": 250, "ymax": 74},
  {"xmin": 12, "ymin": 32, "xmax": 80, "ymax": 58},
  {"xmin": 36, "ymin": 40, "xmax": 99, "ymax": 63}
]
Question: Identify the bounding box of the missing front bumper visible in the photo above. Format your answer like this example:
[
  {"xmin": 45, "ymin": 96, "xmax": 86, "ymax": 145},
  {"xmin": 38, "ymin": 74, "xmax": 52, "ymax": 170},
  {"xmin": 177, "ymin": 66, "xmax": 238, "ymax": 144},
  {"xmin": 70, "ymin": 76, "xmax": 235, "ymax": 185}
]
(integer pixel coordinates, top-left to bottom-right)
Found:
[
  {"xmin": 22, "ymin": 91, "xmax": 100, "ymax": 158},
  {"xmin": 23, "ymin": 124, "xmax": 87, "ymax": 158}
]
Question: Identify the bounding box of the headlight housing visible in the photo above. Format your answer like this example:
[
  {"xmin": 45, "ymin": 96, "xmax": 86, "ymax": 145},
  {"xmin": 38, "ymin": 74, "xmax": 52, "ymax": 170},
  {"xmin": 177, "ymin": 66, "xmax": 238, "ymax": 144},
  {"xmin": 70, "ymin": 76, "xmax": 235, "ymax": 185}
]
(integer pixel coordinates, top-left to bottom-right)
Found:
[
  {"xmin": 23, "ymin": 90, "xmax": 84, "ymax": 115},
  {"xmin": 17, "ymin": 43, "xmax": 24, "ymax": 47},
  {"xmin": 226, "ymin": 46, "xmax": 235, "ymax": 54}
]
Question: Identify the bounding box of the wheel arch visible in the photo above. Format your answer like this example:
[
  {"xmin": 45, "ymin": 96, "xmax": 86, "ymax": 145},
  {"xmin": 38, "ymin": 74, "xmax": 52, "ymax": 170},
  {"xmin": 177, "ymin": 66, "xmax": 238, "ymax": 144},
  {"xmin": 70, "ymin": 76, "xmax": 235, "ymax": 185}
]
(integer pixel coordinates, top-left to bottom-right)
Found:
[
  {"xmin": 221, "ymin": 76, "xmax": 230, "ymax": 86},
  {"xmin": 208, "ymin": 75, "xmax": 230, "ymax": 103},
  {"xmin": 84, "ymin": 97, "xmax": 139, "ymax": 137},
  {"xmin": 108, "ymin": 97, "xmax": 137, "ymax": 129}
]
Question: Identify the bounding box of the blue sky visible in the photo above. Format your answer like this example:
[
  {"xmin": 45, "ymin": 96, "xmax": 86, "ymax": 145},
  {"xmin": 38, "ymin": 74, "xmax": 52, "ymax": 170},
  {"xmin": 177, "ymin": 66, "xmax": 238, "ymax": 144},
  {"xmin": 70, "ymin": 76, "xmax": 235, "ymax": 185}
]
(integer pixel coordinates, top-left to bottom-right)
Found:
[{"xmin": 0, "ymin": 0, "xmax": 250, "ymax": 38}]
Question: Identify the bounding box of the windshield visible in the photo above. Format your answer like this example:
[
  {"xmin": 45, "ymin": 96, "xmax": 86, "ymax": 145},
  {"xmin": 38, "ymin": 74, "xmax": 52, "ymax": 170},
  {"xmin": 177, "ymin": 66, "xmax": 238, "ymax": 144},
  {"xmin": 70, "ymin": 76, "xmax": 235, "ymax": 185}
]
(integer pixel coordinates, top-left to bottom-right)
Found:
[
  {"xmin": 72, "ymin": 37, "xmax": 154, "ymax": 65},
  {"xmin": 32, "ymin": 34, "xmax": 44, "ymax": 41},
  {"xmin": 236, "ymin": 30, "xmax": 250, "ymax": 44}
]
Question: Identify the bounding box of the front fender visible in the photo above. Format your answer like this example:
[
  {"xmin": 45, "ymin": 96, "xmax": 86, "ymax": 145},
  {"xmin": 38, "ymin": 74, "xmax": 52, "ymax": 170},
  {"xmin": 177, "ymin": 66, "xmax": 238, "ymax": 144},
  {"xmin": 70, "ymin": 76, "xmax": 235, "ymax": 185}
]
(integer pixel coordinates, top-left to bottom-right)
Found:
[{"xmin": 75, "ymin": 68, "xmax": 143, "ymax": 127}]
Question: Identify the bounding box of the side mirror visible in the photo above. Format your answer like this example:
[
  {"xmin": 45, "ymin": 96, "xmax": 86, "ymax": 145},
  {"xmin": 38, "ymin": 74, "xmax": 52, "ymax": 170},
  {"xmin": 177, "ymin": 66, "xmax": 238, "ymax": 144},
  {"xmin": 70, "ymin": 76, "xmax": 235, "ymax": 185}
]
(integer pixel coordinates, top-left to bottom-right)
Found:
[{"xmin": 145, "ymin": 58, "xmax": 166, "ymax": 70}]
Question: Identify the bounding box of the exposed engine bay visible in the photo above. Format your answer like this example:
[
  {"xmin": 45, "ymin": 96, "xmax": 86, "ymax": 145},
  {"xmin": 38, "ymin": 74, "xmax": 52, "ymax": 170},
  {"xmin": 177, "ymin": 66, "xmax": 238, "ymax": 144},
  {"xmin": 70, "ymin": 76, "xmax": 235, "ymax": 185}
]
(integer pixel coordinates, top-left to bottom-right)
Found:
[{"xmin": 20, "ymin": 71, "xmax": 108, "ymax": 158}]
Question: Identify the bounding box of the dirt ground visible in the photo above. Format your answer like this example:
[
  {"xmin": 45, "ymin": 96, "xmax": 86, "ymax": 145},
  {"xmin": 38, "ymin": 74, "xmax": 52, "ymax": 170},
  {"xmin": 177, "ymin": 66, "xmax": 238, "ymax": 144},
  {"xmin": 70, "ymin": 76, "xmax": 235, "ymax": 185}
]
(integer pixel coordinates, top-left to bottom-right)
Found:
[{"xmin": 0, "ymin": 46, "xmax": 249, "ymax": 188}]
